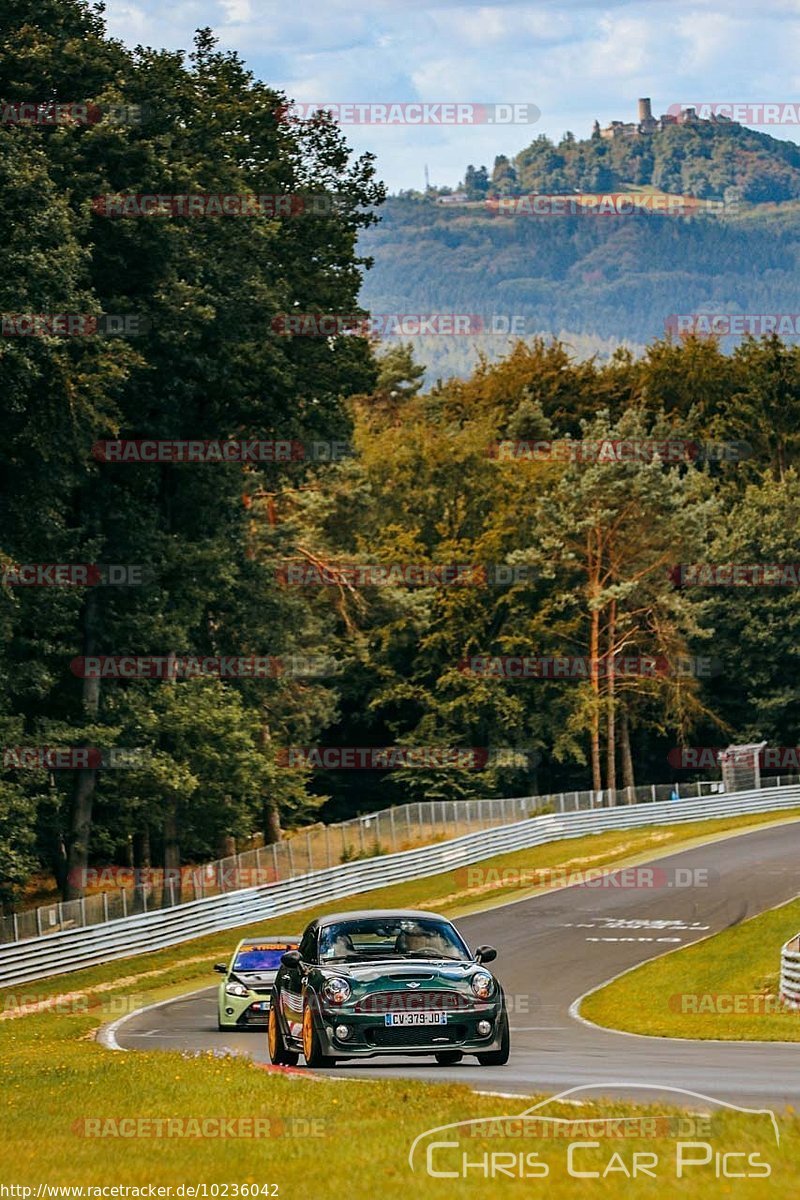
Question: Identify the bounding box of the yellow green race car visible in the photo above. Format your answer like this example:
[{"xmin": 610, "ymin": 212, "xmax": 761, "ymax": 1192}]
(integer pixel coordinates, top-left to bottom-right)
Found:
[{"xmin": 215, "ymin": 935, "xmax": 300, "ymax": 1031}]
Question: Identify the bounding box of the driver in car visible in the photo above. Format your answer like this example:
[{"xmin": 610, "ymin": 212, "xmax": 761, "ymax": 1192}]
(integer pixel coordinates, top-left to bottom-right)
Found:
[{"xmin": 395, "ymin": 924, "xmax": 451, "ymax": 956}]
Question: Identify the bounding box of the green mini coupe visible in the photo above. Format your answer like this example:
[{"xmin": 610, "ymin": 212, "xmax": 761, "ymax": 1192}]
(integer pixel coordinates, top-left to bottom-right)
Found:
[
  {"xmin": 215, "ymin": 935, "xmax": 300, "ymax": 1030},
  {"xmin": 267, "ymin": 909, "xmax": 510, "ymax": 1067}
]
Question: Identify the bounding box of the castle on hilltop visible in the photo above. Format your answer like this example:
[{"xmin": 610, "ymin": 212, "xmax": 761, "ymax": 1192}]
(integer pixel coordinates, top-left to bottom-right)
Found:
[{"xmin": 597, "ymin": 98, "xmax": 730, "ymax": 140}]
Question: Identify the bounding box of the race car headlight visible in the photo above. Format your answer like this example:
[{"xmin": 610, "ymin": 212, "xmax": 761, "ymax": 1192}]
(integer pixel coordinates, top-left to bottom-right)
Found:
[
  {"xmin": 225, "ymin": 981, "xmax": 249, "ymax": 998},
  {"xmin": 471, "ymin": 971, "xmax": 495, "ymax": 1000},
  {"xmin": 322, "ymin": 977, "xmax": 352, "ymax": 1005}
]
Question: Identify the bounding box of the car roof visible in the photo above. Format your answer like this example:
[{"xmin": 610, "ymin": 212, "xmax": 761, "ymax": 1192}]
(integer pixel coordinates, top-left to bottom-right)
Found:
[{"xmin": 313, "ymin": 910, "xmax": 452, "ymax": 927}]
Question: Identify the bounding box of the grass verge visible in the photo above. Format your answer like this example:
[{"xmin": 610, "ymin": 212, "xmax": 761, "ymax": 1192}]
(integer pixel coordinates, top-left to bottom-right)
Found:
[
  {"xmin": 3, "ymin": 806, "xmax": 800, "ymax": 1194},
  {"xmin": 580, "ymin": 893, "xmax": 800, "ymax": 1042}
]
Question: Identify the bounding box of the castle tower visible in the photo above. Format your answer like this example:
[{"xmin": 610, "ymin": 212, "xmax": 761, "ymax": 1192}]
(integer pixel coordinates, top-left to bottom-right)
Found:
[{"xmin": 638, "ymin": 97, "xmax": 653, "ymax": 123}]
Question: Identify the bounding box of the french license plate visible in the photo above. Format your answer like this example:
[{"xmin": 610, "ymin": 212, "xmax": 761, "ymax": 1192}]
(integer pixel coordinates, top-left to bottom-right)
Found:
[{"xmin": 384, "ymin": 1011, "xmax": 448, "ymax": 1026}]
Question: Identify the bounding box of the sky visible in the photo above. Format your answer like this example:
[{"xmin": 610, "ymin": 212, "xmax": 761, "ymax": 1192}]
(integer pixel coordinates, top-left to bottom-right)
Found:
[{"xmin": 100, "ymin": 0, "xmax": 800, "ymax": 193}]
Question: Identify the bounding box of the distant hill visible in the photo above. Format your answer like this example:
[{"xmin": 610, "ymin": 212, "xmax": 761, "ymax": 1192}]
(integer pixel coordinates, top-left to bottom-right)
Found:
[
  {"xmin": 508, "ymin": 120, "xmax": 800, "ymax": 204},
  {"xmin": 358, "ymin": 193, "xmax": 800, "ymax": 382}
]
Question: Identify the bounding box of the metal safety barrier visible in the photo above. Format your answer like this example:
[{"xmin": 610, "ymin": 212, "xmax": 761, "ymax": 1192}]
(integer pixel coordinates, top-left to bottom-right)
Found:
[
  {"xmin": 2, "ymin": 783, "xmax": 799, "ymax": 988},
  {"xmin": 5, "ymin": 776, "xmax": 765, "ymax": 947},
  {"xmin": 780, "ymin": 932, "xmax": 800, "ymax": 1009}
]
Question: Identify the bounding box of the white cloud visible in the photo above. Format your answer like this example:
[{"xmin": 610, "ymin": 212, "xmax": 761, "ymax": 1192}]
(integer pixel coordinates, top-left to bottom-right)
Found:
[{"xmin": 98, "ymin": 0, "xmax": 800, "ymax": 190}]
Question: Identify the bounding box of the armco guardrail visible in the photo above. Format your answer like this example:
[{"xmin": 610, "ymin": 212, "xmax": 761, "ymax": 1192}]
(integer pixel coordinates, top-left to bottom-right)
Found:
[
  {"xmin": 6, "ymin": 776, "xmax": 769, "ymax": 946},
  {"xmin": 780, "ymin": 932, "xmax": 800, "ymax": 1009},
  {"xmin": 2, "ymin": 783, "xmax": 799, "ymax": 988}
]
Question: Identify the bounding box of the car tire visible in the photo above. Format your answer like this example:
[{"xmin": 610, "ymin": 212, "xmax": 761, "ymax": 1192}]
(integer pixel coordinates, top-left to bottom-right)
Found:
[
  {"xmin": 268, "ymin": 1002, "xmax": 299, "ymax": 1067},
  {"xmin": 476, "ymin": 1013, "xmax": 510, "ymax": 1066},
  {"xmin": 434, "ymin": 1051, "xmax": 463, "ymax": 1065},
  {"xmin": 301, "ymin": 998, "xmax": 336, "ymax": 1068}
]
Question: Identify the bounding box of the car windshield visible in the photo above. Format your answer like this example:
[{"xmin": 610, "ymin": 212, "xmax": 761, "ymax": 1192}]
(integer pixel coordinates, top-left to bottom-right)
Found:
[
  {"xmin": 318, "ymin": 918, "xmax": 469, "ymax": 963},
  {"xmin": 233, "ymin": 946, "xmax": 293, "ymax": 972}
]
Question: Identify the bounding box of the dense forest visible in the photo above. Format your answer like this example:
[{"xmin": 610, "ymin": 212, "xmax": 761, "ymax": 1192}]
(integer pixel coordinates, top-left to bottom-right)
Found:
[{"xmin": 2, "ymin": 1, "xmax": 800, "ymax": 908}]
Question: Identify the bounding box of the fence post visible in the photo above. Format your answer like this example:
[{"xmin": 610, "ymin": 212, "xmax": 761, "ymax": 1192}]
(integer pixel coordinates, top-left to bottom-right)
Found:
[
  {"xmin": 651, "ymin": 784, "xmax": 657, "ymax": 803},
  {"xmin": 168, "ymin": 878, "xmax": 175, "ymax": 908},
  {"xmin": 58, "ymin": 901, "xmax": 64, "ymax": 929},
  {"xmin": 36, "ymin": 907, "xmax": 43, "ymax": 937},
  {"xmin": 326, "ymin": 824, "xmax": 333, "ymax": 868},
  {"xmin": 558, "ymin": 793, "xmax": 565, "ymax": 813},
  {"xmin": 272, "ymin": 842, "xmax": 279, "ymax": 881},
  {"xmin": 80, "ymin": 897, "xmax": 87, "ymax": 926},
  {"xmin": 121, "ymin": 888, "xmax": 127, "ymax": 918},
  {"xmin": 13, "ymin": 912, "xmax": 19, "ymax": 941},
  {"xmin": 103, "ymin": 892, "xmax": 109, "ymax": 922},
  {"xmin": 306, "ymin": 832, "xmax": 314, "ymax": 873},
  {"xmin": 359, "ymin": 819, "xmax": 367, "ymax": 855},
  {"xmin": 287, "ymin": 839, "xmax": 296, "ymax": 876},
  {"xmin": 389, "ymin": 807, "xmax": 397, "ymax": 852}
]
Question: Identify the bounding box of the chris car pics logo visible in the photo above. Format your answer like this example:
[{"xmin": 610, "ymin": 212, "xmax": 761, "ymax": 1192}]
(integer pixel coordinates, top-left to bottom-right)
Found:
[{"xmin": 408, "ymin": 1085, "xmax": 778, "ymax": 1181}]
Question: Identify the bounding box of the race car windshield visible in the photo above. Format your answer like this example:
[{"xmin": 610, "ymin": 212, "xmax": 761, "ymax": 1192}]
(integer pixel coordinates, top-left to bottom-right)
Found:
[
  {"xmin": 318, "ymin": 918, "xmax": 469, "ymax": 962},
  {"xmin": 233, "ymin": 948, "xmax": 289, "ymax": 972}
]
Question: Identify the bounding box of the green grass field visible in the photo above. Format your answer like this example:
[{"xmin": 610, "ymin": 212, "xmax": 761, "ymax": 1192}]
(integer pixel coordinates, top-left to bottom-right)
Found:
[
  {"xmin": 3, "ymin": 806, "xmax": 800, "ymax": 1196},
  {"xmin": 581, "ymin": 893, "xmax": 800, "ymax": 1042}
]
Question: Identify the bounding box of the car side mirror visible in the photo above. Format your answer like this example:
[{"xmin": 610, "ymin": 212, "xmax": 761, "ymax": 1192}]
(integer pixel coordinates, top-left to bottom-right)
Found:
[
  {"xmin": 281, "ymin": 949, "xmax": 302, "ymax": 968},
  {"xmin": 214, "ymin": 963, "xmax": 227, "ymax": 973},
  {"xmin": 475, "ymin": 945, "xmax": 497, "ymax": 965}
]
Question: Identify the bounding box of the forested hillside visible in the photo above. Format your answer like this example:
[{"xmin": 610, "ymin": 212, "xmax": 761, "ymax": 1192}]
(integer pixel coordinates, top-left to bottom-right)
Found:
[{"xmin": 359, "ymin": 198, "xmax": 800, "ymax": 382}]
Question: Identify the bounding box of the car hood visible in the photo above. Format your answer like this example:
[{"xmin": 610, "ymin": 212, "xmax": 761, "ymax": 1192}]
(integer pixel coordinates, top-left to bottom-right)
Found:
[
  {"xmin": 318, "ymin": 959, "xmax": 483, "ymax": 987},
  {"xmin": 231, "ymin": 971, "xmax": 278, "ymax": 988}
]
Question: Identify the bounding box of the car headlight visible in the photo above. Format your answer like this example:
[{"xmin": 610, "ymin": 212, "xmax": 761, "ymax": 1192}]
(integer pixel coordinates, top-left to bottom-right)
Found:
[
  {"xmin": 225, "ymin": 981, "xmax": 249, "ymax": 998},
  {"xmin": 322, "ymin": 977, "xmax": 352, "ymax": 1005},
  {"xmin": 471, "ymin": 971, "xmax": 494, "ymax": 999}
]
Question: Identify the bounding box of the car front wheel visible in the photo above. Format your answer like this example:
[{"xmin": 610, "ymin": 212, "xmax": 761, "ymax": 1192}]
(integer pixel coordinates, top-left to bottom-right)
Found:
[
  {"xmin": 301, "ymin": 999, "xmax": 336, "ymax": 1068},
  {"xmin": 268, "ymin": 1002, "xmax": 299, "ymax": 1067}
]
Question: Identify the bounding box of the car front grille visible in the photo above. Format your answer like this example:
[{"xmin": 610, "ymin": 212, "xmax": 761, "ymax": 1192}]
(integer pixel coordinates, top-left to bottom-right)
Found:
[{"xmin": 365, "ymin": 1023, "xmax": 468, "ymax": 1047}]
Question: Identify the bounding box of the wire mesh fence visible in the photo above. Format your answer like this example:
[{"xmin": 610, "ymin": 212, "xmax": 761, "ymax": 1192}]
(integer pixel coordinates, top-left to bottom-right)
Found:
[{"xmin": 3, "ymin": 774, "xmax": 797, "ymax": 945}]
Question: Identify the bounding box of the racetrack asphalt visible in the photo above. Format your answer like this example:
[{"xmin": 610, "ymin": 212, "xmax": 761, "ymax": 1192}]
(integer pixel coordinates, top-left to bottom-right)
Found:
[{"xmin": 110, "ymin": 819, "xmax": 800, "ymax": 1108}]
